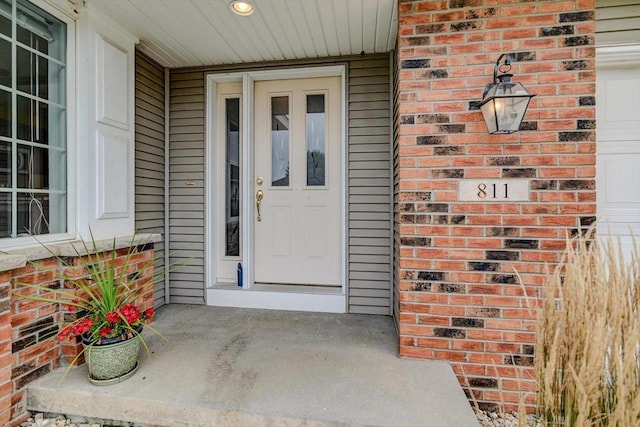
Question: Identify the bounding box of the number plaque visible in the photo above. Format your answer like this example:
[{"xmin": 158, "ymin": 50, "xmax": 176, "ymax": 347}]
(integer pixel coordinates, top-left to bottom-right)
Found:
[{"xmin": 458, "ymin": 179, "xmax": 529, "ymax": 202}]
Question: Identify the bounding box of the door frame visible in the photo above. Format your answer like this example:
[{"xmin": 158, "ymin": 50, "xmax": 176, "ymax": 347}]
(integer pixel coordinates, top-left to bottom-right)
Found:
[{"xmin": 204, "ymin": 65, "xmax": 348, "ymax": 312}]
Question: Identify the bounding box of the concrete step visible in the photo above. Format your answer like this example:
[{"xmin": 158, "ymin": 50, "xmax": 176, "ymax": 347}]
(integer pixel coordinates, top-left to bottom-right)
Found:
[{"xmin": 27, "ymin": 305, "xmax": 479, "ymax": 427}]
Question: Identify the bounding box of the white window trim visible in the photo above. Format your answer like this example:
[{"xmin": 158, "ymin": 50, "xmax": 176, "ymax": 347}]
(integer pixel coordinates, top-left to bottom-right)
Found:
[
  {"xmin": 205, "ymin": 66, "xmax": 348, "ymax": 313},
  {"xmin": 0, "ymin": 0, "xmax": 76, "ymax": 249}
]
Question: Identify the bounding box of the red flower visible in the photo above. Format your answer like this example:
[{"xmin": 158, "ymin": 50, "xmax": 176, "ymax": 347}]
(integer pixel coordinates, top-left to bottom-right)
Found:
[
  {"xmin": 57, "ymin": 327, "xmax": 71, "ymax": 343},
  {"xmin": 67, "ymin": 298, "xmax": 81, "ymax": 312},
  {"xmin": 119, "ymin": 303, "xmax": 140, "ymax": 324},
  {"xmin": 71, "ymin": 317, "xmax": 93, "ymax": 336},
  {"xmin": 99, "ymin": 327, "xmax": 113, "ymax": 338},
  {"xmin": 107, "ymin": 311, "xmax": 119, "ymax": 323},
  {"xmin": 145, "ymin": 308, "xmax": 155, "ymax": 318}
]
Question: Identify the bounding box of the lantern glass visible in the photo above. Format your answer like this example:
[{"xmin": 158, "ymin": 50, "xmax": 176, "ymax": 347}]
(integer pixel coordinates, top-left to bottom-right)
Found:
[{"xmin": 480, "ymin": 82, "xmax": 533, "ymax": 134}]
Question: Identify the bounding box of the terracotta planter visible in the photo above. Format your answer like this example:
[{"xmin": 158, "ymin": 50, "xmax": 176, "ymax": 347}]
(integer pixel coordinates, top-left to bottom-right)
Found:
[{"xmin": 82, "ymin": 332, "xmax": 141, "ymax": 386}]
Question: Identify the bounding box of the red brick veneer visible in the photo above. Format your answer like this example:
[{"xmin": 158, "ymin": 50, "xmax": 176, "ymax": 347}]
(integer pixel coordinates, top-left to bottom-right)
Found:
[{"xmin": 394, "ymin": 0, "xmax": 595, "ymax": 411}]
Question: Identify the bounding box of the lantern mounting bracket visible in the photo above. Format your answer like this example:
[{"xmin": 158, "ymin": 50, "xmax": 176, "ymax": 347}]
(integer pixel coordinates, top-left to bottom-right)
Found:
[{"xmin": 483, "ymin": 54, "xmax": 514, "ymax": 98}]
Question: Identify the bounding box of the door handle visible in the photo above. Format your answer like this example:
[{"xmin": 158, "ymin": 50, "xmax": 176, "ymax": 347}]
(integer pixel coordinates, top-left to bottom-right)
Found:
[{"xmin": 256, "ymin": 189, "xmax": 264, "ymax": 222}]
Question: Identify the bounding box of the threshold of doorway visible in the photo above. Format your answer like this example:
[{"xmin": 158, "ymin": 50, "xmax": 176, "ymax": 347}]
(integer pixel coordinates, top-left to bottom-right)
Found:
[{"xmin": 207, "ymin": 282, "xmax": 346, "ymax": 313}]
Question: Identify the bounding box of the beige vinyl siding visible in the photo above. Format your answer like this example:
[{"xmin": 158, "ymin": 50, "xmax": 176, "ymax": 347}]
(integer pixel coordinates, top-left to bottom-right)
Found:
[
  {"xmin": 596, "ymin": 0, "xmax": 640, "ymax": 46},
  {"xmin": 348, "ymin": 57, "xmax": 392, "ymax": 315},
  {"xmin": 169, "ymin": 54, "xmax": 392, "ymax": 313},
  {"xmin": 134, "ymin": 51, "xmax": 166, "ymax": 307},
  {"xmin": 168, "ymin": 70, "xmax": 206, "ymax": 304}
]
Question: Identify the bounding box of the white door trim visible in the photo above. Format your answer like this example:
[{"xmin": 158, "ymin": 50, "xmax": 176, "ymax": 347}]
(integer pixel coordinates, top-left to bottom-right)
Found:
[
  {"xmin": 596, "ymin": 45, "xmax": 640, "ymax": 65},
  {"xmin": 204, "ymin": 65, "xmax": 347, "ymax": 313}
]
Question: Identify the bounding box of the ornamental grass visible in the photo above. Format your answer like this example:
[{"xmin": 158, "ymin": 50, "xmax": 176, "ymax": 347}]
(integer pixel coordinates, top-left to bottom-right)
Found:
[{"xmin": 535, "ymin": 231, "xmax": 640, "ymax": 426}]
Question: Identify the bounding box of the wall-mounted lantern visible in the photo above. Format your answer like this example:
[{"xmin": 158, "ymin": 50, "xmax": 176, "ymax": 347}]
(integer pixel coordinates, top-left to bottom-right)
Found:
[{"xmin": 480, "ymin": 54, "xmax": 535, "ymax": 134}]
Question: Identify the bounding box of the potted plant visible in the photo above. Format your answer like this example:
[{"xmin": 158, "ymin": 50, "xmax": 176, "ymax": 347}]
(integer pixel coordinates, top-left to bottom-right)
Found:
[{"xmin": 18, "ymin": 234, "xmax": 164, "ymax": 386}]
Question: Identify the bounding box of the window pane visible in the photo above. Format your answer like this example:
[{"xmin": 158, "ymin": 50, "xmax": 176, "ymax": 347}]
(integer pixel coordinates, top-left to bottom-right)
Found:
[
  {"xmin": 0, "ymin": 0, "xmax": 10, "ymax": 37},
  {"xmin": 16, "ymin": 95, "xmax": 64, "ymax": 145},
  {"xmin": 0, "ymin": 192, "xmax": 10, "ymax": 237},
  {"xmin": 225, "ymin": 98, "xmax": 240, "ymax": 257},
  {"xmin": 17, "ymin": 25, "xmax": 48, "ymax": 55},
  {"xmin": 17, "ymin": 0, "xmax": 66, "ymax": 62},
  {"xmin": 46, "ymin": 59, "xmax": 64, "ymax": 105},
  {"xmin": 0, "ymin": 141, "xmax": 9, "ymax": 187},
  {"xmin": 0, "ymin": 89, "xmax": 9, "ymax": 137},
  {"xmin": 0, "ymin": 19, "xmax": 7, "ymax": 38},
  {"xmin": 17, "ymin": 191, "xmax": 65, "ymax": 235},
  {"xmin": 47, "ymin": 146, "xmax": 65, "ymax": 191},
  {"xmin": 17, "ymin": 192, "xmax": 49, "ymax": 235},
  {"xmin": 17, "ymin": 144, "xmax": 48, "ymax": 189},
  {"xmin": 306, "ymin": 94, "xmax": 325, "ymax": 186},
  {"xmin": 17, "ymin": 46, "xmax": 35, "ymax": 95},
  {"xmin": 45, "ymin": 102, "xmax": 64, "ymax": 148},
  {"xmin": 0, "ymin": 38, "xmax": 10, "ymax": 87},
  {"xmin": 271, "ymin": 96, "xmax": 289, "ymax": 187},
  {"xmin": 16, "ymin": 47, "xmax": 52, "ymax": 99},
  {"xmin": 16, "ymin": 95, "xmax": 33, "ymax": 141}
]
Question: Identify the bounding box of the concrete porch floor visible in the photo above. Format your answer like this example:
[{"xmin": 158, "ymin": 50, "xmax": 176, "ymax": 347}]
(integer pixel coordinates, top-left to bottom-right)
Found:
[{"xmin": 27, "ymin": 304, "xmax": 479, "ymax": 427}]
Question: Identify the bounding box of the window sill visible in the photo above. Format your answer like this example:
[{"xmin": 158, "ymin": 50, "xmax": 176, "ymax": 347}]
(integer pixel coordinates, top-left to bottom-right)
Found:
[
  {"xmin": 0, "ymin": 233, "xmax": 162, "ymax": 273},
  {"xmin": 0, "ymin": 255, "xmax": 27, "ymax": 273}
]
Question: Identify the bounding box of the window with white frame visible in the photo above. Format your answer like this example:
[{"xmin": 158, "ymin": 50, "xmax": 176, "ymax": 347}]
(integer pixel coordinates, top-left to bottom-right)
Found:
[{"xmin": 0, "ymin": 0, "xmax": 66, "ymax": 239}]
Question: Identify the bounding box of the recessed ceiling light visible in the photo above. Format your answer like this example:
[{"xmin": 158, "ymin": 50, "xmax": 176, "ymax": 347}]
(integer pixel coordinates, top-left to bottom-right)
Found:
[{"xmin": 229, "ymin": 0, "xmax": 254, "ymax": 16}]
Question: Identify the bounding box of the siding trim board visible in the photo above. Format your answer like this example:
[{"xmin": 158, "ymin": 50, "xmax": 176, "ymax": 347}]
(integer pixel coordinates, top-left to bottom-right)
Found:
[{"xmin": 170, "ymin": 55, "xmax": 392, "ymax": 314}]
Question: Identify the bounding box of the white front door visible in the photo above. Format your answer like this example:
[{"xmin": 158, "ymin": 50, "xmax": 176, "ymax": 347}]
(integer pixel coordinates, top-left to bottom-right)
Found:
[
  {"xmin": 596, "ymin": 50, "xmax": 640, "ymax": 257},
  {"xmin": 253, "ymin": 77, "xmax": 342, "ymax": 286}
]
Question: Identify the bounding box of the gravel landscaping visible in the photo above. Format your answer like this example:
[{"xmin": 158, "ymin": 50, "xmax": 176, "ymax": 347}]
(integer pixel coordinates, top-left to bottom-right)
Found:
[
  {"xmin": 475, "ymin": 410, "xmax": 541, "ymax": 427},
  {"xmin": 21, "ymin": 413, "xmax": 147, "ymax": 427}
]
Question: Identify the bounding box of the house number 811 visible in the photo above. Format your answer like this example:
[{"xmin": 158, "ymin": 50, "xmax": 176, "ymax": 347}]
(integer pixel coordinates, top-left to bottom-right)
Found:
[
  {"xmin": 477, "ymin": 183, "xmax": 508, "ymax": 199},
  {"xmin": 458, "ymin": 179, "xmax": 530, "ymax": 202}
]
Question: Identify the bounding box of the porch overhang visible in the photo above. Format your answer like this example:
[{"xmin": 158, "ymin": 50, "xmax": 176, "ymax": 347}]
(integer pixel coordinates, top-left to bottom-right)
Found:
[{"xmin": 88, "ymin": 0, "xmax": 399, "ymax": 68}]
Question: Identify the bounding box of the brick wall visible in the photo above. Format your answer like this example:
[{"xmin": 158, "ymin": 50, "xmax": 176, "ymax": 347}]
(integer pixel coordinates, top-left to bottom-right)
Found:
[
  {"xmin": 394, "ymin": 0, "xmax": 596, "ymax": 410},
  {"xmin": 0, "ymin": 272, "xmax": 12, "ymax": 425},
  {"xmin": 3, "ymin": 244, "xmax": 155, "ymax": 426},
  {"xmin": 10, "ymin": 259, "xmax": 62, "ymax": 424}
]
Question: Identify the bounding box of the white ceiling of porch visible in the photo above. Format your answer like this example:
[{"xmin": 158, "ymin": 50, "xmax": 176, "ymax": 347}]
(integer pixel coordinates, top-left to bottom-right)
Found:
[{"xmin": 89, "ymin": 0, "xmax": 398, "ymax": 68}]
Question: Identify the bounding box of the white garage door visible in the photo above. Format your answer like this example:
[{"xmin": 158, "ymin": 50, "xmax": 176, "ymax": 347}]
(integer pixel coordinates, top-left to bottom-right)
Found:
[{"xmin": 596, "ymin": 47, "xmax": 640, "ymax": 257}]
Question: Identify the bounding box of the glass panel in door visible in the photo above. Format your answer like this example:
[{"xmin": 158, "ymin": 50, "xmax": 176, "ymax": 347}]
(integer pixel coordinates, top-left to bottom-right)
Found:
[
  {"xmin": 306, "ymin": 94, "xmax": 325, "ymax": 186},
  {"xmin": 271, "ymin": 96, "xmax": 289, "ymax": 187}
]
